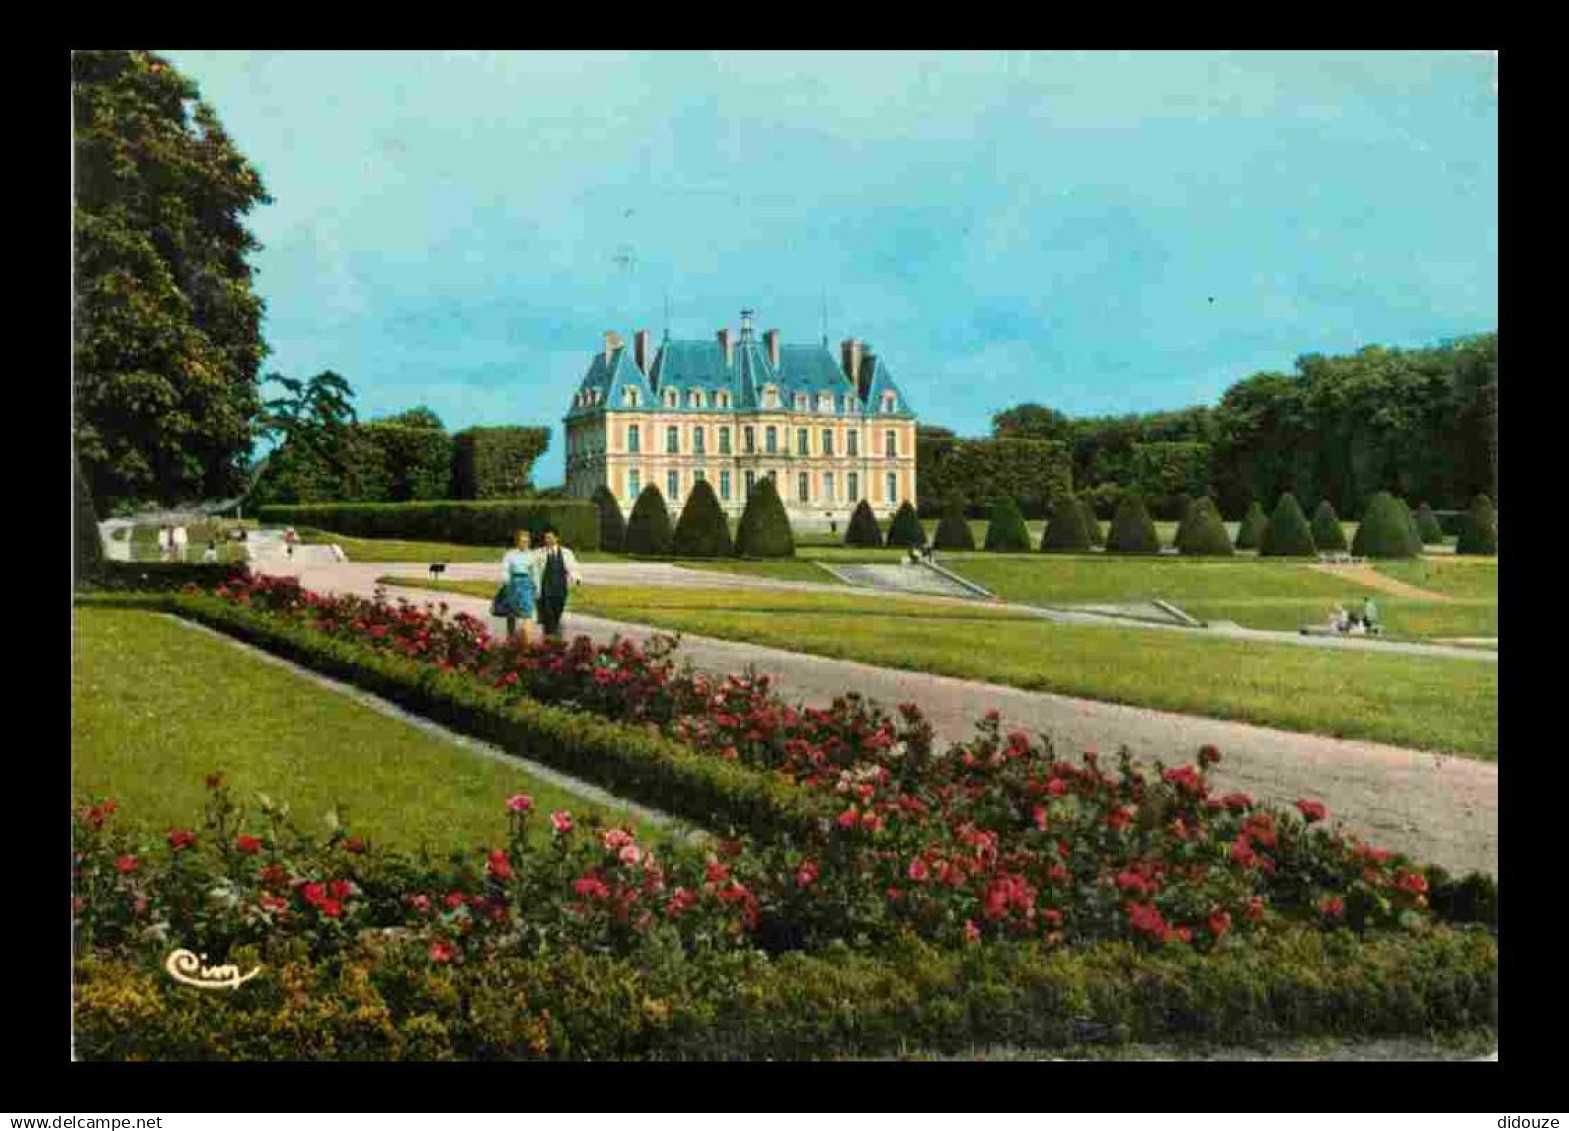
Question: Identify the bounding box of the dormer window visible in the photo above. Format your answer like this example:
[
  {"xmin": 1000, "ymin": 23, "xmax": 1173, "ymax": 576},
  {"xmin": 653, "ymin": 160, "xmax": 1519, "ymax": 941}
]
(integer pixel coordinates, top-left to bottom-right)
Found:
[
  {"xmin": 762, "ymin": 385, "xmax": 780, "ymax": 409},
  {"xmin": 623, "ymin": 387, "xmax": 640, "ymax": 408},
  {"xmin": 818, "ymin": 393, "xmax": 835, "ymax": 414},
  {"xmin": 794, "ymin": 394, "xmax": 808, "ymax": 412},
  {"xmin": 689, "ymin": 389, "xmax": 705, "ymax": 409},
  {"xmin": 664, "ymin": 387, "xmax": 679, "ymax": 408},
  {"xmin": 881, "ymin": 393, "xmax": 897, "ymax": 414},
  {"xmin": 716, "ymin": 391, "xmax": 731, "ymax": 409}
]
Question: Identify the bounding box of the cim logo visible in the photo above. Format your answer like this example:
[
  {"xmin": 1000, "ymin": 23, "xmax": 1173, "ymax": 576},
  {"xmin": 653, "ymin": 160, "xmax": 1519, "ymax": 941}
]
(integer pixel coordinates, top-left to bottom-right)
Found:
[{"xmin": 163, "ymin": 948, "xmax": 261, "ymax": 990}]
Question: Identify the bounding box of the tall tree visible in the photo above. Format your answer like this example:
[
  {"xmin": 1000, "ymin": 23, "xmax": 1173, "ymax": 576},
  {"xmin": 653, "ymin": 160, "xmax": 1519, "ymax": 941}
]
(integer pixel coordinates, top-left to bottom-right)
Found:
[
  {"xmin": 991, "ymin": 403, "xmax": 1073, "ymax": 442},
  {"xmin": 73, "ymin": 50, "xmax": 272, "ymax": 509}
]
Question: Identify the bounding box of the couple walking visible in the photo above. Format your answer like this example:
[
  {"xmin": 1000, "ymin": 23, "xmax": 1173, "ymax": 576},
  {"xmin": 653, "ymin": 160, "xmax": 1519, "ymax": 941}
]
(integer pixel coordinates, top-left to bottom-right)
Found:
[{"xmin": 495, "ymin": 528, "xmax": 582, "ymax": 645}]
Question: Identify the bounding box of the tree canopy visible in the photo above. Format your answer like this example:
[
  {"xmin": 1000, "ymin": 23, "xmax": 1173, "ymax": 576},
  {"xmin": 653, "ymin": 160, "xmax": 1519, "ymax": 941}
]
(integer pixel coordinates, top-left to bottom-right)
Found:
[{"xmin": 73, "ymin": 50, "xmax": 271, "ymax": 510}]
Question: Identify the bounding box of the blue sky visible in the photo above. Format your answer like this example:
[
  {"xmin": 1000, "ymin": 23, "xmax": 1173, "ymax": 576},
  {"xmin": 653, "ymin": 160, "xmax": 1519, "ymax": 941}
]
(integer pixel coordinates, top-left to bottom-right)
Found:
[{"xmin": 162, "ymin": 50, "xmax": 1497, "ymax": 484}]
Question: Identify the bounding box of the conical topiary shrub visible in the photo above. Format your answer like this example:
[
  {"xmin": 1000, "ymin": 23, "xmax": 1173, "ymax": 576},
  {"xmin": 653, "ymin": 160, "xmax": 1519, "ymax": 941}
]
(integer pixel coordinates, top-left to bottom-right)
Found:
[
  {"xmin": 1350, "ymin": 491, "xmax": 1420, "ymax": 559},
  {"xmin": 1176, "ymin": 497, "xmax": 1234, "ymax": 556},
  {"xmin": 592, "ymin": 485, "xmax": 627, "ymax": 553},
  {"xmin": 1040, "ymin": 492, "xmax": 1092, "ymax": 553},
  {"xmin": 1414, "ymin": 502, "xmax": 1445, "ymax": 545},
  {"xmin": 844, "ymin": 499, "xmax": 884, "ymax": 548},
  {"xmin": 1106, "ymin": 494, "xmax": 1161, "ymax": 554},
  {"xmin": 886, "ymin": 500, "xmax": 927, "ymax": 548},
  {"xmin": 1455, "ymin": 493, "xmax": 1498, "ymax": 555},
  {"xmin": 1259, "ymin": 493, "xmax": 1317, "ymax": 557},
  {"xmin": 1310, "ymin": 499, "xmax": 1348, "ymax": 553},
  {"xmin": 1079, "ymin": 497, "xmax": 1104, "ymax": 547},
  {"xmin": 1234, "ymin": 500, "xmax": 1268, "ymax": 551},
  {"xmin": 932, "ymin": 498, "xmax": 975, "ymax": 551},
  {"xmin": 623, "ymin": 485, "xmax": 674, "ymax": 556},
  {"xmin": 983, "ymin": 496, "xmax": 1032, "ymax": 552},
  {"xmin": 734, "ymin": 475, "xmax": 795, "ymax": 558},
  {"xmin": 1167, "ymin": 492, "xmax": 1194, "ymax": 526},
  {"xmin": 1170, "ymin": 495, "xmax": 1198, "ymax": 551},
  {"xmin": 672, "ymin": 478, "xmax": 734, "ymax": 558}
]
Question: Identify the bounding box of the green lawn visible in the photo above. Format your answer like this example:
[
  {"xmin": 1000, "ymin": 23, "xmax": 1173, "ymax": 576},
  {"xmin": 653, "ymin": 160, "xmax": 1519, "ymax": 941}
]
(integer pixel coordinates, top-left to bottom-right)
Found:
[
  {"xmin": 678, "ymin": 559, "xmax": 846, "ymax": 584},
  {"xmin": 1175, "ymin": 597, "xmax": 1498, "ymax": 640},
  {"xmin": 1375, "ymin": 557, "xmax": 1499, "ymax": 601},
  {"xmin": 126, "ymin": 522, "xmax": 248, "ymax": 563},
  {"xmin": 299, "ymin": 528, "xmax": 619, "ymax": 564},
  {"xmin": 72, "ymin": 607, "xmax": 665, "ymax": 854},
  {"xmin": 382, "ymin": 578, "xmax": 1496, "ymax": 759},
  {"xmin": 946, "ymin": 555, "xmax": 1381, "ymax": 606}
]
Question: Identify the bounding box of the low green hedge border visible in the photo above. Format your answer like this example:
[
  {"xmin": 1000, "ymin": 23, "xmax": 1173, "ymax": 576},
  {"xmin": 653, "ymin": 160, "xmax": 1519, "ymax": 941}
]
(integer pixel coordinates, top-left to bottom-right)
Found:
[
  {"xmin": 73, "ymin": 923, "xmax": 1495, "ymax": 1060},
  {"xmin": 75, "ymin": 562, "xmax": 249, "ymax": 593},
  {"xmin": 257, "ymin": 499, "xmax": 600, "ymax": 552},
  {"xmin": 74, "ymin": 592, "xmax": 833, "ymax": 843}
]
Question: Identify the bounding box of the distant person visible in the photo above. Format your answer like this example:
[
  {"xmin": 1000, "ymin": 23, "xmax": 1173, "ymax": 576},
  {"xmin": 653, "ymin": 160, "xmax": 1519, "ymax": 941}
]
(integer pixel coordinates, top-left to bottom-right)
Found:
[
  {"xmin": 157, "ymin": 525, "xmax": 172, "ymax": 561},
  {"xmin": 284, "ymin": 527, "xmax": 298, "ymax": 559},
  {"xmin": 494, "ymin": 529, "xmax": 538, "ymax": 645},
  {"xmin": 171, "ymin": 523, "xmax": 188, "ymax": 561},
  {"xmin": 532, "ymin": 528, "xmax": 583, "ymax": 639},
  {"xmin": 1362, "ymin": 598, "xmax": 1379, "ymax": 634},
  {"xmin": 202, "ymin": 540, "xmax": 218, "ymax": 563},
  {"xmin": 1328, "ymin": 604, "xmax": 1349, "ymax": 633}
]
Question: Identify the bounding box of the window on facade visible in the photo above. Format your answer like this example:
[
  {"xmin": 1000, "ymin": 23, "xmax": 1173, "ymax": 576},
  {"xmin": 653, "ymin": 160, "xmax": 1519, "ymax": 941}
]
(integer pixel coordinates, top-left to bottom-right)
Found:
[
  {"xmin": 819, "ymin": 393, "xmax": 834, "ymax": 413},
  {"xmin": 719, "ymin": 427, "xmax": 731, "ymax": 455},
  {"xmin": 693, "ymin": 426, "xmax": 705, "ymax": 455},
  {"xmin": 763, "ymin": 386, "xmax": 779, "ymax": 409},
  {"xmin": 694, "ymin": 468, "xmax": 706, "ymax": 484},
  {"xmin": 623, "ymin": 388, "xmax": 638, "ymax": 407},
  {"xmin": 666, "ymin": 426, "xmax": 679, "ymax": 454},
  {"xmin": 745, "ymin": 470, "xmax": 756, "ymax": 498},
  {"xmin": 847, "ymin": 472, "xmax": 859, "ymax": 501},
  {"xmin": 628, "ymin": 425, "xmax": 640, "ymax": 454},
  {"xmin": 887, "ymin": 472, "xmax": 898, "ymax": 503},
  {"xmin": 822, "ymin": 429, "xmax": 833, "ymax": 456},
  {"xmin": 847, "ymin": 430, "xmax": 859, "ymax": 457},
  {"xmin": 690, "ymin": 390, "xmax": 704, "ymax": 408},
  {"xmin": 797, "ymin": 428, "xmax": 808, "ymax": 455},
  {"xmin": 668, "ymin": 470, "xmax": 679, "ymax": 500},
  {"xmin": 795, "ymin": 394, "xmax": 808, "ymax": 412},
  {"xmin": 885, "ymin": 430, "xmax": 897, "ymax": 458},
  {"xmin": 720, "ymin": 470, "xmax": 732, "ymax": 500},
  {"xmin": 765, "ymin": 426, "xmax": 777, "ymax": 454},
  {"xmin": 628, "ymin": 469, "xmax": 641, "ymax": 498},
  {"xmin": 798, "ymin": 472, "xmax": 809, "ymax": 502},
  {"xmin": 717, "ymin": 392, "xmax": 730, "ymax": 409},
  {"xmin": 743, "ymin": 426, "xmax": 755, "ymax": 454},
  {"xmin": 665, "ymin": 389, "xmax": 678, "ymax": 407},
  {"xmin": 824, "ymin": 472, "xmax": 835, "ymax": 501}
]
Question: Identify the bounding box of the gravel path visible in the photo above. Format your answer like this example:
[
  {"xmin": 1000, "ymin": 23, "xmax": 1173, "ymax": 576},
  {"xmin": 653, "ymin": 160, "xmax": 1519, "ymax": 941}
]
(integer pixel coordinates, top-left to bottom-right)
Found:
[
  {"xmin": 1307, "ymin": 562, "xmax": 1458, "ymax": 602},
  {"xmin": 257, "ymin": 558, "xmax": 1496, "ymax": 877}
]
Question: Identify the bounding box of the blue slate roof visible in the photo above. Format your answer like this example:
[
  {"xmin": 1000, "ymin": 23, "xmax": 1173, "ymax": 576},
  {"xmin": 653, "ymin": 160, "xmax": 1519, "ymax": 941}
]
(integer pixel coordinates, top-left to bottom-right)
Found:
[{"xmin": 567, "ymin": 333, "xmax": 915, "ymax": 419}]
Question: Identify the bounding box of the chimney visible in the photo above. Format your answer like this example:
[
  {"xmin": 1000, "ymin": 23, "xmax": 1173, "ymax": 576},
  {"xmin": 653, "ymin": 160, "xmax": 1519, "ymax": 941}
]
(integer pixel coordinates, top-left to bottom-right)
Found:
[
  {"xmin": 634, "ymin": 329, "xmax": 650, "ymax": 374},
  {"xmin": 765, "ymin": 328, "xmax": 780, "ymax": 368},
  {"xmin": 604, "ymin": 330, "xmax": 623, "ymax": 365},
  {"xmin": 717, "ymin": 327, "xmax": 733, "ymax": 366},
  {"xmin": 840, "ymin": 338, "xmax": 863, "ymax": 386}
]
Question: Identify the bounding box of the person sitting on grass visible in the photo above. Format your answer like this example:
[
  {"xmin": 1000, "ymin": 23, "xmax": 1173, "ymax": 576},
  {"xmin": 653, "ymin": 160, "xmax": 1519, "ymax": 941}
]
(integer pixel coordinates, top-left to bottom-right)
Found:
[
  {"xmin": 1362, "ymin": 598, "xmax": 1380, "ymax": 635},
  {"xmin": 1327, "ymin": 604, "xmax": 1349, "ymax": 633}
]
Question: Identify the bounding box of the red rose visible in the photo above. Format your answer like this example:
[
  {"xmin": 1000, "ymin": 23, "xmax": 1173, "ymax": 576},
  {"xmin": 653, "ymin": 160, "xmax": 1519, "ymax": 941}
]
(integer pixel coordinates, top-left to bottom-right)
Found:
[
  {"xmin": 486, "ymin": 850, "xmax": 514, "ymax": 882},
  {"xmin": 1031, "ymin": 806, "xmax": 1049, "ymax": 831},
  {"xmin": 328, "ymin": 879, "xmax": 353, "ymax": 900},
  {"xmin": 1294, "ymin": 799, "xmax": 1327, "ymax": 823},
  {"xmin": 167, "ymin": 829, "xmax": 196, "ymax": 851},
  {"xmin": 907, "ymin": 857, "xmax": 929, "ymax": 883},
  {"xmin": 444, "ymin": 891, "xmax": 466, "ymax": 909},
  {"xmin": 115, "ymin": 854, "xmax": 137, "ymax": 873},
  {"xmin": 795, "ymin": 860, "xmax": 819, "ymax": 888},
  {"xmin": 343, "ymin": 836, "xmax": 366, "ymax": 854},
  {"xmin": 506, "ymin": 794, "xmax": 534, "ymax": 813},
  {"xmin": 235, "ymin": 834, "xmax": 262, "ymax": 855},
  {"xmin": 429, "ymin": 939, "xmax": 455, "ymax": 964},
  {"xmin": 1320, "ymin": 895, "xmax": 1345, "ymax": 919},
  {"xmin": 1208, "ymin": 908, "xmax": 1232, "ymax": 937},
  {"xmin": 550, "ymin": 811, "xmax": 573, "ymax": 835}
]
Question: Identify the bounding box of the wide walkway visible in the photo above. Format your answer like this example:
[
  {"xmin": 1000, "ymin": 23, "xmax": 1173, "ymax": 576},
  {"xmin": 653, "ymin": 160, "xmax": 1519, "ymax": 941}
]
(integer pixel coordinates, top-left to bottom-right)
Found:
[{"xmin": 257, "ymin": 555, "xmax": 1498, "ymax": 877}]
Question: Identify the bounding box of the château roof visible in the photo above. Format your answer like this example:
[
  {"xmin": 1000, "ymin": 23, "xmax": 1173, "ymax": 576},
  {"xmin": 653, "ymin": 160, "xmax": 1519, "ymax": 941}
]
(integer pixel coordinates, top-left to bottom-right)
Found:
[{"xmin": 565, "ymin": 331, "xmax": 915, "ymax": 420}]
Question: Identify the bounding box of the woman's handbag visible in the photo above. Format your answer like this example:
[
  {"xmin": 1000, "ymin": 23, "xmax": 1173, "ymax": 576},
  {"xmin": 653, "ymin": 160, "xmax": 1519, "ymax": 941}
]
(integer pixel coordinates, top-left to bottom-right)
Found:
[{"xmin": 490, "ymin": 585, "xmax": 511, "ymax": 617}]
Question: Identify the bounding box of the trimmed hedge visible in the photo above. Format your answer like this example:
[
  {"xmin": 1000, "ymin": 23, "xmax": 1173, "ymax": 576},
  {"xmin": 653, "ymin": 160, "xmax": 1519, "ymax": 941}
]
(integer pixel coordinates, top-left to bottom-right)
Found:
[
  {"xmin": 1079, "ymin": 497, "xmax": 1104, "ymax": 547},
  {"xmin": 1311, "ymin": 500, "xmax": 1348, "ymax": 553},
  {"xmin": 672, "ymin": 479, "xmax": 734, "ymax": 558},
  {"xmin": 1235, "ymin": 501, "xmax": 1268, "ymax": 551},
  {"xmin": 931, "ymin": 499, "xmax": 975, "ymax": 551},
  {"xmin": 982, "ymin": 497, "xmax": 1032, "ymax": 552},
  {"xmin": 77, "ymin": 591, "xmax": 833, "ymax": 843},
  {"xmin": 450, "ymin": 426, "xmax": 551, "ymax": 499},
  {"xmin": 1176, "ymin": 498, "xmax": 1234, "ymax": 557},
  {"xmin": 76, "ymin": 561, "xmax": 250, "ymax": 593},
  {"xmin": 918, "ymin": 438, "xmax": 1072, "ymax": 521},
  {"xmin": 257, "ymin": 501, "xmax": 600, "ymax": 552},
  {"xmin": 1259, "ymin": 493, "xmax": 1317, "ymax": 557},
  {"xmin": 1351, "ymin": 492, "xmax": 1421, "ymax": 560},
  {"xmin": 734, "ymin": 476, "xmax": 795, "ymax": 558},
  {"xmin": 592, "ymin": 485, "xmax": 626, "ymax": 553},
  {"xmin": 1414, "ymin": 502, "xmax": 1445, "ymax": 545},
  {"xmin": 1039, "ymin": 493, "xmax": 1091, "ymax": 553},
  {"xmin": 844, "ymin": 500, "xmax": 884, "ymax": 548},
  {"xmin": 73, "ymin": 922, "xmax": 1496, "ymax": 1060},
  {"xmin": 885, "ymin": 500, "xmax": 927, "ymax": 548},
  {"xmin": 623, "ymin": 486, "xmax": 675, "ymax": 557},
  {"xmin": 1105, "ymin": 494, "xmax": 1160, "ymax": 555},
  {"xmin": 1455, "ymin": 494, "xmax": 1498, "ymax": 556}
]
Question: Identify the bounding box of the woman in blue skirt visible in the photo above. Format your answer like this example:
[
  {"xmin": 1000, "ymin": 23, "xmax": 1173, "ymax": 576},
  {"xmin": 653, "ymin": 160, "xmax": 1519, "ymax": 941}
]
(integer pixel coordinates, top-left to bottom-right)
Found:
[{"xmin": 498, "ymin": 529, "xmax": 539, "ymax": 644}]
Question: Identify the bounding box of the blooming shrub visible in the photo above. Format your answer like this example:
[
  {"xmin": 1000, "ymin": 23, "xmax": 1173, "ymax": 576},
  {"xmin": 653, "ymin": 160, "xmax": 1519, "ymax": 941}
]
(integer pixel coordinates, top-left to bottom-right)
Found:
[{"xmin": 90, "ymin": 575, "xmax": 1485, "ymax": 961}]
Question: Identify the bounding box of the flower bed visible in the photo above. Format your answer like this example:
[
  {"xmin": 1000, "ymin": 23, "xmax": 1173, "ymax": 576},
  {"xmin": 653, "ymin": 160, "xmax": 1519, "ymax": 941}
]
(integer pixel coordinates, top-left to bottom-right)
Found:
[{"xmin": 78, "ymin": 577, "xmax": 1495, "ymax": 956}]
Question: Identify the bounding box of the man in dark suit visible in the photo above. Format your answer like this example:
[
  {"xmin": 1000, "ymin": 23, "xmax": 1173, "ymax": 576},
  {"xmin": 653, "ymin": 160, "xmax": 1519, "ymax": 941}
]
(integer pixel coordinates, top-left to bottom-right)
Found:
[{"xmin": 533, "ymin": 528, "xmax": 583, "ymax": 638}]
